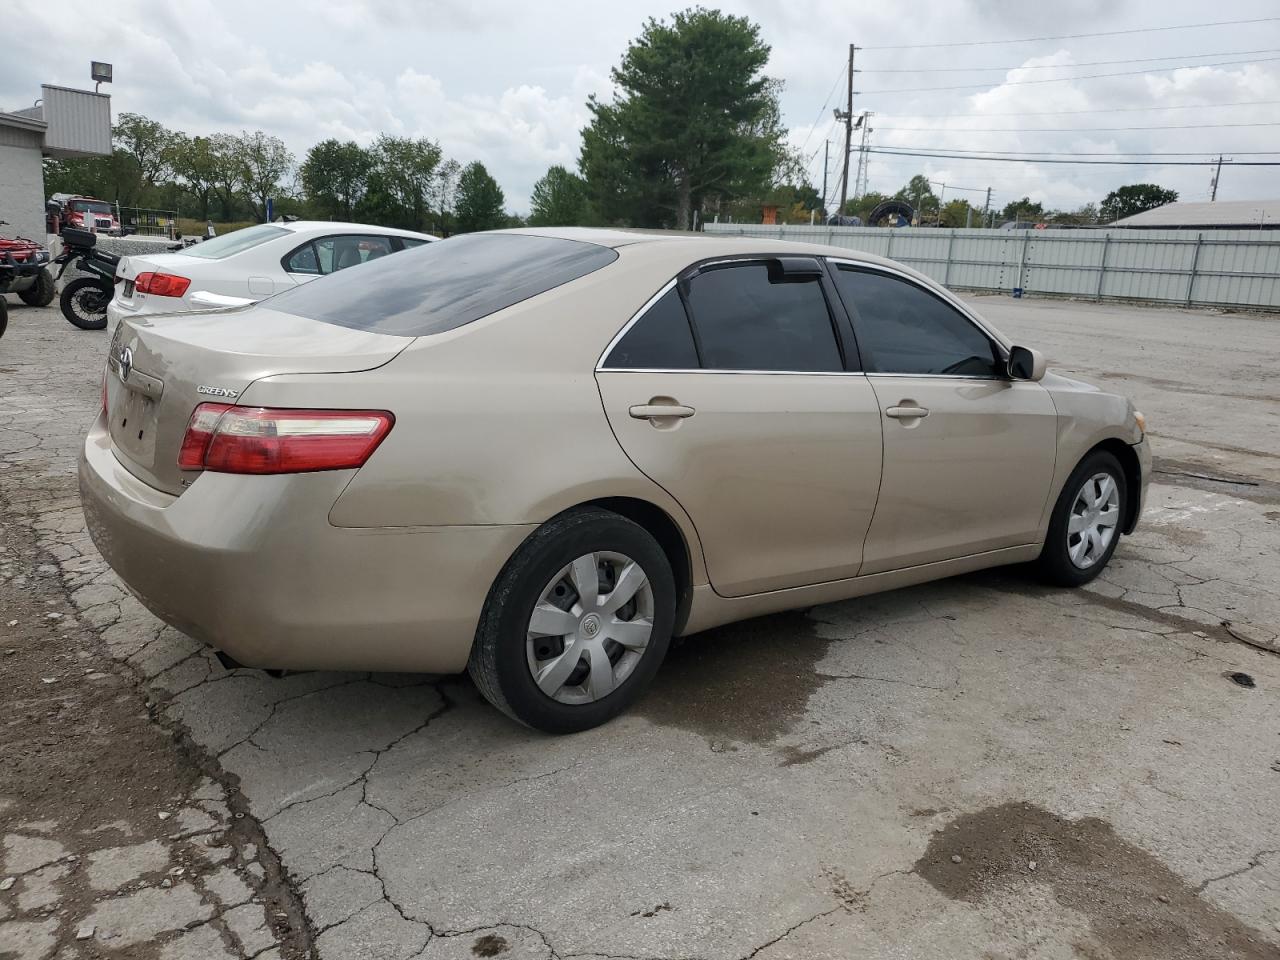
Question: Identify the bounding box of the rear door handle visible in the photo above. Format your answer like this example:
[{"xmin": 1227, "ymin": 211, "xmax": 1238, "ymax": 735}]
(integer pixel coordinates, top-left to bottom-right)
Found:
[
  {"xmin": 629, "ymin": 402, "xmax": 695, "ymax": 421},
  {"xmin": 885, "ymin": 405, "xmax": 929, "ymax": 420}
]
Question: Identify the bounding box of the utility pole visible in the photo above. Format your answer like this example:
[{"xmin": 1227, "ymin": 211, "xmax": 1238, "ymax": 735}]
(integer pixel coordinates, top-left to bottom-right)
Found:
[
  {"xmin": 822, "ymin": 141, "xmax": 830, "ymax": 215},
  {"xmin": 983, "ymin": 186, "xmax": 992, "ymax": 228},
  {"xmin": 1210, "ymin": 155, "xmax": 1224, "ymax": 201},
  {"xmin": 836, "ymin": 43, "xmax": 857, "ymax": 216}
]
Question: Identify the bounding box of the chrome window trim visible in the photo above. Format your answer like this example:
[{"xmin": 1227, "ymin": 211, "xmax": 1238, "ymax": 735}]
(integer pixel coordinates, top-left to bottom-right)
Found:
[
  {"xmin": 596, "ymin": 258, "xmax": 1018, "ymax": 380},
  {"xmin": 826, "ymin": 257, "xmax": 1012, "ymax": 352}
]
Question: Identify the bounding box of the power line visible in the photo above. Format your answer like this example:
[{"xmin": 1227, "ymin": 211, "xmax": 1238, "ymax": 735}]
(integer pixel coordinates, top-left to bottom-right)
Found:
[
  {"xmin": 876, "ymin": 121, "xmax": 1280, "ymax": 133},
  {"xmin": 869, "ymin": 148, "xmax": 1279, "ymax": 166},
  {"xmin": 860, "ymin": 16, "xmax": 1280, "ymax": 50},
  {"xmin": 796, "ymin": 64, "xmax": 846, "ymax": 157},
  {"xmin": 876, "ymin": 146, "xmax": 1280, "ymax": 157},
  {"xmin": 860, "ymin": 48, "xmax": 1280, "ymax": 73},
  {"xmin": 859, "ymin": 56, "xmax": 1280, "ymax": 94},
  {"xmin": 879, "ymin": 99, "xmax": 1280, "ymax": 119}
]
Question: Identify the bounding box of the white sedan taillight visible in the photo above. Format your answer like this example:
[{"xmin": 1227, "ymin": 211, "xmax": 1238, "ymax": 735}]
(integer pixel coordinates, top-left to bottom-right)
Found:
[{"xmin": 178, "ymin": 404, "xmax": 394, "ymax": 474}]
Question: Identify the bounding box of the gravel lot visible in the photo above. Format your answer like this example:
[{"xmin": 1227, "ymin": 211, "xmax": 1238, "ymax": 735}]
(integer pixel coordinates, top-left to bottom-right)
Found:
[{"xmin": 1, "ymin": 292, "xmax": 1278, "ymax": 960}]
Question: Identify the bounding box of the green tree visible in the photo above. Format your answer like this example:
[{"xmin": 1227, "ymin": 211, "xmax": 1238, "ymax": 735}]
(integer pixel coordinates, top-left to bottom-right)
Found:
[
  {"xmin": 237, "ymin": 131, "xmax": 295, "ymax": 220},
  {"xmin": 208, "ymin": 134, "xmax": 246, "ymax": 221},
  {"xmin": 454, "ymin": 162, "xmax": 507, "ymax": 233},
  {"xmin": 113, "ymin": 112, "xmax": 175, "ymax": 188},
  {"xmin": 1000, "ymin": 197, "xmax": 1046, "ymax": 223},
  {"xmin": 579, "ymin": 8, "xmax": 785, "ymax": 229},
  {"xmin": 167, "ymin": 134, "xmax": 222, "ymax": 221},
  {"xmin": 529, "ymin": 165, "xmax": 592, "ymax": 226},
  {"xmin": 895, "ymin": 175, "xmax": 938, "ymax": 220},
  {"xmin": 358, "ymin": 135, "xmax": 443, "ymax": 230},
  {"xmin": 939, "ymin": 199, "xmax": 973, "ymax": 227},
  {"xmin": 1100, "ymin": 183, "xmax": 1178, "ymax": 222},
  {"xmin": 427, "ymin": 159, "xmax": 461, "ymax": 237},
  {"xmin": 301, "ymin": 139, "xmax": 374, "ymax": 220}
]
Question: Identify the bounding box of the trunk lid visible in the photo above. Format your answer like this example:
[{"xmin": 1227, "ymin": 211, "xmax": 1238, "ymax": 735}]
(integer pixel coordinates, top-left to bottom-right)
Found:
[
  {"xmin": 105, "ymin": 305, "xmax": 412, "ymax": 495},
  {"xmin": 114, "ymin": 252, "xmax": 195, "ymax": 307}
]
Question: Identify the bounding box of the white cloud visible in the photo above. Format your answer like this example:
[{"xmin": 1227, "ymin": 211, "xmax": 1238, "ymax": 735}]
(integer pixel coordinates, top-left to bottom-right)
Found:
[{"xmin": 5, "ymin": 0, "xmax": 1279, "ymax": 214}]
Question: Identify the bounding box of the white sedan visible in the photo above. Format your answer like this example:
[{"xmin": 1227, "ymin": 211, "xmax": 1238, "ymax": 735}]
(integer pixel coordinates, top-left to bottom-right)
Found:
[{"xmin": 106, "ymin": 221, "xmax": 435, "ymax": 330}]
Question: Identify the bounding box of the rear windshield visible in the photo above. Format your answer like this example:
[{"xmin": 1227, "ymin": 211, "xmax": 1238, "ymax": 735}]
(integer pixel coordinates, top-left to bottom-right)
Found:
[
  {"xmin": 266, "ymin": 233, "xmax": 619, "ymax": 336},
  {"xmin": 179, "ymin": 224, "xmax": 291, "ymax": 260}
]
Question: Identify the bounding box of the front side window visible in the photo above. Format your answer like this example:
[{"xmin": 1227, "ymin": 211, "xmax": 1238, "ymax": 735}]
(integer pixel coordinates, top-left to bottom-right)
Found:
[
  {"xmin": 602, "ymin": 287, "xmax": 699, "ymax": 369},
  {"xmin": 179, "ymin": 224, "xmax": 291, "ymax": 261},
  {"xmin": 833, "ymin": 267, "xmax": 1000, "ymax": 376},
  {"xmin": 684, "ymin": 263, "xmax": 842, "ymax": 372}
]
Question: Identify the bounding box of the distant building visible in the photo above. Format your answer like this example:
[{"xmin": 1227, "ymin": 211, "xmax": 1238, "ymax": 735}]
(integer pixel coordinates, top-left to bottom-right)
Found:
[
  {"xmin": 1110, "ymin": 200, "xmax": 1280, "ymax": 230},
  {"xmin": 1, "ymin": 84, "xmax": 112, "ymax": 241}
]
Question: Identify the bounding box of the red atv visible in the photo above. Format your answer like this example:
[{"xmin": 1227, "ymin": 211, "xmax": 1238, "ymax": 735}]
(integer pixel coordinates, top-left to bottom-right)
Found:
[{"xmin": 0, "ymin": 220, "xmax": 57, "ymax": 337}]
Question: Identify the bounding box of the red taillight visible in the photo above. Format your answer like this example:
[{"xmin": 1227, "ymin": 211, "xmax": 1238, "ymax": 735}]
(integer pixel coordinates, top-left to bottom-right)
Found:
[
  {"xmin": 134, "ymin": 272, "xmax": 191, "ymax": 297},
  {"xmin": 178, "ymin": 404, "xmax": 394, "ymax": 475}
]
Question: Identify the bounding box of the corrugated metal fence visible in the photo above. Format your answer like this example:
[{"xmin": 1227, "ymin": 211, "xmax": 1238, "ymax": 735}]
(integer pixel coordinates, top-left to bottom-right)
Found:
[{"xmin": 702, "ymin": 223, "xmax": 1280, "ymax": 310}]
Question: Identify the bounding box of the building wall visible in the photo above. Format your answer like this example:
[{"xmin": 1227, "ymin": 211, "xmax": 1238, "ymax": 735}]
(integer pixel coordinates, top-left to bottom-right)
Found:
[{"xmin": 0, "ymin": 137, "xmax": 46, "ymax": 243}]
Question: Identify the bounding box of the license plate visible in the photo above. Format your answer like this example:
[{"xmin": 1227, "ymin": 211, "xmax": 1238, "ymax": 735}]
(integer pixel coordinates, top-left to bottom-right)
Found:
[{"xmin": 122, "ymin": 279, "xmax": 135, "ymax": 298}]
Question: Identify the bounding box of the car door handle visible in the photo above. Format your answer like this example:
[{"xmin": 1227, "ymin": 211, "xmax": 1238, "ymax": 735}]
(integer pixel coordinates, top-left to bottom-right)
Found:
[
  {"xmin": 629, "ymin": 402, "xmax": 696, "ymax": 421},
  {"xmin": 885, "ymin": 405, "xmax": 930, "ymax": 420}
]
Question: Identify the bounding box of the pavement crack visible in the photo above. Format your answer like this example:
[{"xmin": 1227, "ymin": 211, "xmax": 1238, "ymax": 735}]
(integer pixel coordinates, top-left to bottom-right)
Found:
[
  {"xmin": 1195, "ymin": 849, "xmax": 1279, "ymax": 894},
  {"xmin": 818, "ymin": 671, "xmax": 951, "ymax": 692}
]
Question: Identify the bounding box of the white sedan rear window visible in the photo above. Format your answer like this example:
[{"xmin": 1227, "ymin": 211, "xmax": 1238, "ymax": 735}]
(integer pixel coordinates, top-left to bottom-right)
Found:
[{"xmin": 179, "ymin": 224, "xmax": 291, "ymax": 260}]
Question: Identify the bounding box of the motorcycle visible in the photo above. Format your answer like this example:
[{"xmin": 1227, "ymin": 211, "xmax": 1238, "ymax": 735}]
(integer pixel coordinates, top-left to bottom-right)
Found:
[
  {"xmin": 0, "ymin": 219, "xmax": 57, "ymax": 338},
  {"xmin": 51, "ymin": 227, "xmax": 120, "ymax": 330}
]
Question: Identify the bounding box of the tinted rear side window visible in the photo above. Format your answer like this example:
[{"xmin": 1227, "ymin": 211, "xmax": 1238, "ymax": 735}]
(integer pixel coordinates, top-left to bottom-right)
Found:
[
  {"xmin": 684, "ymin": 263, "xmax": 842, "ymax": 372},
  {"xmin": 602, "ymin": 288, "xmax": 699, "ymax": 369},
  {"xmin": 267, "ymin": 234, "xmax": 618, "ymax": 336}
]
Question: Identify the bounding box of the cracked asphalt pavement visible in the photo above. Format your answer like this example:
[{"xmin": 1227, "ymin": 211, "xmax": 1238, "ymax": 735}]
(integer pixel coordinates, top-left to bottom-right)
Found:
[{"xmin": 2, "ymin": 293, "xmax": 1279, "ymax": 959}]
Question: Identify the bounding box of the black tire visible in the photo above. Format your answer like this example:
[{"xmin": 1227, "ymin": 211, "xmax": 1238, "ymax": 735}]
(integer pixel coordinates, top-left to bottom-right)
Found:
[
  {"xmin": 1036, "ymin": 450, "xmax": 1127, "ymax": 587},
  {"xmin": 60, "ymin": 277, "xmax": 111, "ymax": 330},
  {"xmin": 468, "ymin": 507, "xmax": 676, "ymax": 734},
  {"xmin": 0, "ymin": 297, "xmax": 7, "ymax": 338},
  {"xmin": 17, "ymin": 268, "xmax": 55, "ymax": 307}
]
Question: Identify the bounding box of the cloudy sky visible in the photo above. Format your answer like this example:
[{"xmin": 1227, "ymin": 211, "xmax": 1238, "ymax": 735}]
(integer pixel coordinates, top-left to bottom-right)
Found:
[{"xmin": 4, "ymin": 0, "xmax": 1279, "ymax": 215}]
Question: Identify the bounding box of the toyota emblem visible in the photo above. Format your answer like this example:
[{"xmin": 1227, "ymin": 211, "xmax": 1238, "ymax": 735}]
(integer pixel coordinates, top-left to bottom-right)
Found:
[{"xmin": 118, "ymin": 345, "xmax": 133, "ymax": 382}]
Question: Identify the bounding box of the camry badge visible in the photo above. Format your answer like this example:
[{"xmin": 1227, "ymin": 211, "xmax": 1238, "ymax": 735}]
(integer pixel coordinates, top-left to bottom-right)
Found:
[
  {"xmin": 197, "ymin": 385, "xmax": 239, "ymax": 399},
  {"xmin": 118, "ymin": 346, "xmax": 133, "ymax": 382}
]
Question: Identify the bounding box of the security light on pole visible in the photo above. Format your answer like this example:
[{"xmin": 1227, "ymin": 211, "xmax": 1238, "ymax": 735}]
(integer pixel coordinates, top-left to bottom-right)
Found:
[{"xmin": 91, "ymin": 62, "xmax": 113, "ymax": 93}]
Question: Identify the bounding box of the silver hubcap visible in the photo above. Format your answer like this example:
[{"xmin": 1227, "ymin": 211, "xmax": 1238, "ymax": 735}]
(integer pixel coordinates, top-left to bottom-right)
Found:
[
  {"xmin": 1067, "ymin": 472, "xmax": 1120, "ymax": 569},
  {"xmin": 526, "ymin": 551, "xmax": 655, "ymax": 705}
]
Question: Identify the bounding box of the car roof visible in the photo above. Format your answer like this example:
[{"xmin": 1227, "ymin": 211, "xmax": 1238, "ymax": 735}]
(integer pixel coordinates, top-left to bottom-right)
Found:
[
  {"xmin": 491, "ymin": 226, "xmax": 899, "ymax": 267},
  {"xmin": 279, "ymin": 221, "xmax": 436, "ymax": 240}
]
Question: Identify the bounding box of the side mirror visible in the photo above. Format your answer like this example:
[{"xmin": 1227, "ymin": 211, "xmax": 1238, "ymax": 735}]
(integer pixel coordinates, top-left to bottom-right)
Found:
[{"xmin": 1008, "ymin": 345, "xmax": 1046, "ymax": 381}]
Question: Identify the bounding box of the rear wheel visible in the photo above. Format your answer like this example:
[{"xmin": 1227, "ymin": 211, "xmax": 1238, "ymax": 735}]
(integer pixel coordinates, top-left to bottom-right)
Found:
[
  {"xmin": 60, "ymin": 277, "xmax": 110, "ymax": 330},
  {"xmin": 468, "ymin": 508, "xmax": 675, "ymax": 734},
  {"xmin": 1036, "ymin": 450, "xmax": 1126, "ymax": 587},
  {"xmin": 0, "ymin": 297, "xmax": 8, "ymax": 338},
  {"xmin": 17, "ymin": 268, "xmax": 55, "ymax": 307}
]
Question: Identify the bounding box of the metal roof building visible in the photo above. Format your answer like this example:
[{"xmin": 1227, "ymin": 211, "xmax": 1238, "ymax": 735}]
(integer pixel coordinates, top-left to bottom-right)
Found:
[
  {"xmin": 1, "ymin": 84, "xmax": 111, "ymax": 243},
  {"xmin": 1111, "ymin": 200, "xmax": 1280, "ymax": 230}
]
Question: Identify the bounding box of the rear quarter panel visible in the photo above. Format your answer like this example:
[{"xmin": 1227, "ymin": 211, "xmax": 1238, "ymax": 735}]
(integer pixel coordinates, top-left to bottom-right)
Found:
[{"xmin": 243, "ymin": 245, "xmax": 713, "ymax": 586}]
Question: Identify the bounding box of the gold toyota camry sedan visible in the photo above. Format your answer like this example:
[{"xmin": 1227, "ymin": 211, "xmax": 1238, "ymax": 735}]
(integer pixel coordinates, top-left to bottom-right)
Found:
[{"xmin": 80, "ymin": 228, "xmax": 1149, "ymax": 732}]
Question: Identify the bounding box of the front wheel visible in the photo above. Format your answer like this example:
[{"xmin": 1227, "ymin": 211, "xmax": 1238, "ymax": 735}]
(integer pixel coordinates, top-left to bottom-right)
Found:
[
  {"xmin": 468, "ymin": 508, "xmax": 676, "ymax": 734},
  {"xmin": 1036, "ymin": 450, "xmax": 1126, "ymax": 587},
  {"xmin": 17, "ymin": 268, "xmax": 55, "ymax": 307},
  {"xmin": 60, "ymin": 277, "xmax": 111, "ymax": 330}
]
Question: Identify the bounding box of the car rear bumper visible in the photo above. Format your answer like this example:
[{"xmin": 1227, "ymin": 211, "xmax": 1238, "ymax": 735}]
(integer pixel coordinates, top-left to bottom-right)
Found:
[{"xmin": 79, "ymin": 414, "xmax": 534, "ymax": 673}]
